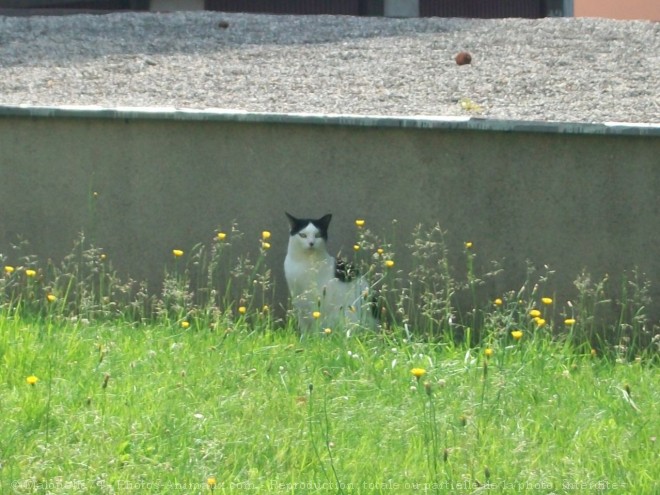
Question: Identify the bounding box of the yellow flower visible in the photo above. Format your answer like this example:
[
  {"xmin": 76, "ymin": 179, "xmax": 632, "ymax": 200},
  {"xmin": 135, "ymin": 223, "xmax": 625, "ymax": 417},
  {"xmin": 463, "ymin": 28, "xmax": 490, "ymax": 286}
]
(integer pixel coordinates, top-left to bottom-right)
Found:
[
  {"xmin": 46, "ymin": 294, "xmax": 57, "ymax": 303},
  {"xmin": 172, "ymin": 249, "xmax": 184, "ymax": 257},
  {"xmin": 565, "ymin": 318, "xmax": 576, "ymax": 326},
  {"xmin": 590, "ymin": 348, "xmax": 597, "ymax": 357},
  {"xmin": 511, "ymin": 330, "xmax": 523, "ymax": 340},
  {"xmin": 484, "ymin": 348, "xmax": 494, "ymax": 357},
  {"xmin": 238, "ymin": 306, "xmax": 247, "ymax": 315},
  {"xmin": 411, "ymin": 368, "xmax": 426, "ymax": 379},
  {"xmin": 494, "ymin": 298, "xmax": 503, "ymax": 306},
  {"xmin": 26, "ymin": 375, "xmax": 39, "ymax": 385},
  {"xmin": 181, "ymin": 321, "xmax": 190, "ymax": 329},
  {"xmin": 100, "ymin": 253, "xmax": 107, "ymax": 261},
  {"xmin": 217, "ymin": 232, "xmax": 227, "ymax": 241},
  {"xmin": 261, "ymin": 241, "xmax": 271, "ymax": 250},
  {"xmin": 535, "ymin": 318, "xmax": 546, "ymax": 328},
  {"xmin": 261, "ymin": 231, "xmax": 271, "ymax": 240},
  {"xmin": 529, "ymin": 309, "xmax": 541, "ymax": 318},
  {"xmin": 355, "ymin": 219, "xmax": 365, "ymax": 228},
  {"xmin": 4, "ymin": 265, "xmax": 15, "ymax": 274},
  {"xmin": 207, "ymin": 477, "xmax": 217, "ymax": 489},
  {"xmin": 324, "ymin": 328, "xmax": 332, "ymax": 335},
  {"xmin": 464, "ymin": 241, "xmax": 473, "ymax": 249},
  {"xmin": 25, "ymin": 269, "xmax": 37, "ymax": 277},
  {"xmin": 542, "ymin": 297, "xmax": 553, "ymax": 305},
  {"xmin": 377, "ymin": 248, "xmax": 384, "ymax": 255},
  {"xmin": 353, "ymin": 244, "xmax": 360, "ymax": 252},
  {"xmin": 312, "ymin": 311, "xmax": 321, "ymax": 319},
  {"xmin": 385, "ymin": 259, "xmax": 395, "ymax": 268},
  {"xmin": 262, "ymin": 305, "xmax": 269, "ymax": 313}
]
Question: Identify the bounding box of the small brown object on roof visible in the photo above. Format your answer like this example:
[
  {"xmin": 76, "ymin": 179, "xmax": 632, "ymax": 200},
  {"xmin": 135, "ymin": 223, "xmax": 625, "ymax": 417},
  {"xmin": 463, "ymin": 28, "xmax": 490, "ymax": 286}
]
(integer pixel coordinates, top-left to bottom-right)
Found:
[{"xmin": 455, "ymin": 51, "xmax": 472, "ymax": 65}]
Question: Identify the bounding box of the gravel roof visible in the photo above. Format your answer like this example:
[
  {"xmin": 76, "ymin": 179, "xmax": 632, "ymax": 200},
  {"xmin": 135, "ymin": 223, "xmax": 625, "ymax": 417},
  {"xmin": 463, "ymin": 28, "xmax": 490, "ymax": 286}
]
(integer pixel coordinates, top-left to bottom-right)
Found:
[{"xmin": 0, "ymin": 11, "xmax": 658, "ymax": 123}]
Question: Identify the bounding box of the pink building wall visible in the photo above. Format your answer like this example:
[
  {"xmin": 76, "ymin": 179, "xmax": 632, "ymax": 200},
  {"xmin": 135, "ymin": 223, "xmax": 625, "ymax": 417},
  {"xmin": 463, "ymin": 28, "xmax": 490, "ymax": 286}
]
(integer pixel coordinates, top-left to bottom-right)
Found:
[{"xmin": 574, "ymin": 0, "xmax": 660, "ymax": 21}]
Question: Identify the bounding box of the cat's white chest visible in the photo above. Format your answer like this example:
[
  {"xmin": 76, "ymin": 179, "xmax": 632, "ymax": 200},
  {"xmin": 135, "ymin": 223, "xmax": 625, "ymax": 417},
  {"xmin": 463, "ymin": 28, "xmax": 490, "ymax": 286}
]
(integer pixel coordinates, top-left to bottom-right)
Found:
[{"xmin": 284, "ymin": 251, "xmax": 334, "ymax": 300}]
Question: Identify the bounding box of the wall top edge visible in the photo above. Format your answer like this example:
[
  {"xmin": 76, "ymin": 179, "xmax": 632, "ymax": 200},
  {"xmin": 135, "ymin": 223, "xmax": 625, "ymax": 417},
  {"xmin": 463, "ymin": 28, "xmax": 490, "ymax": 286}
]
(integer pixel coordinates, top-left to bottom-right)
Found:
[{"xmin": 1, "ymin": 104, "xmax": 659, "ymax": 137}]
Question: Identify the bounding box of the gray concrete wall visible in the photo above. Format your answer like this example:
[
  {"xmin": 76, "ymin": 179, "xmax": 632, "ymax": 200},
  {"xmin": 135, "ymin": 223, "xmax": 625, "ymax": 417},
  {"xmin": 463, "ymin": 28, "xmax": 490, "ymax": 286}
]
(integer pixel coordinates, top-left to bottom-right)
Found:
[{"xmin": 0, "ymin": 108, "xmax": 658, "ymax": 319}]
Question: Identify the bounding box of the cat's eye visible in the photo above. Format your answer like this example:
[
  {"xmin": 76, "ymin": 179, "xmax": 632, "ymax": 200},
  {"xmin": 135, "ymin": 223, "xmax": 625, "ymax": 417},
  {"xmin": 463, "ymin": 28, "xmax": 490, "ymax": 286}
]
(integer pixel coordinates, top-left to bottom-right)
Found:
[{"xmin": 299, "ymin": 233, "xmax": 307, "ymax": 239}]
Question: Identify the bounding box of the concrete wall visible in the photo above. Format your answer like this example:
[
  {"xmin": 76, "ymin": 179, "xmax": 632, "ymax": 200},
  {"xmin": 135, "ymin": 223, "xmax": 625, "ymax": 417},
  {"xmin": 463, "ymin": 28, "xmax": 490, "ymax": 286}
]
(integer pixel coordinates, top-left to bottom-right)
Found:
[{"xmin": 0, "ymin": 107, "xmax": 658, "ymax": 319}]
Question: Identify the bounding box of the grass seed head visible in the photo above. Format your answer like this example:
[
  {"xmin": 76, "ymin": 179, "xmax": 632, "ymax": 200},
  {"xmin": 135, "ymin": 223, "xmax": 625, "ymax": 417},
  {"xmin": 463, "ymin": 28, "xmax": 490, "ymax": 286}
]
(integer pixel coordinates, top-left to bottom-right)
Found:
[{"xmin": 424, "ymin": 381, "xmax": 432, "ymax": 396}]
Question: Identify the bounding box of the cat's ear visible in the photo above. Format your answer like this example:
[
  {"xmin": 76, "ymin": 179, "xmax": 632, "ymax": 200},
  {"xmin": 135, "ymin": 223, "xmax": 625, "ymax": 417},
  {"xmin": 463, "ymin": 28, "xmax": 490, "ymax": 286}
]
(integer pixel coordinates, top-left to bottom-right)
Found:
[
  {"xmin": 318, "ymin": 214, "xmax": 332, "ymax": 230},
  {"xmin": 285, "ymin": 212, "xmax": 298, "ymax": 229}
]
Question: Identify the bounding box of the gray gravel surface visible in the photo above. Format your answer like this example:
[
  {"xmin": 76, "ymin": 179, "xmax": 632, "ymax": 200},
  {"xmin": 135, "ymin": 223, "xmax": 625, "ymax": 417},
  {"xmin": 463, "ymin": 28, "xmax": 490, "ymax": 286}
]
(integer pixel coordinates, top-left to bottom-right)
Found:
[{"xmin": 0, "ymin": 11, "xmax": 658, "ymax": 123}]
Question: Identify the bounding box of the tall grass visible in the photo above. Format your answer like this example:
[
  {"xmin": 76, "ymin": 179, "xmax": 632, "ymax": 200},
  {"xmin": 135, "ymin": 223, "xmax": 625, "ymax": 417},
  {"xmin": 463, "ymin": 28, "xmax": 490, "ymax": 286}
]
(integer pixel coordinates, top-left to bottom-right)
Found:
[
  {"xmin": 0, "ymin": 220, "xmax": 658, "ymax": 493},
  {"xmin": 1, "ymin": 221, "xmax": 658, "ymax": 357}
]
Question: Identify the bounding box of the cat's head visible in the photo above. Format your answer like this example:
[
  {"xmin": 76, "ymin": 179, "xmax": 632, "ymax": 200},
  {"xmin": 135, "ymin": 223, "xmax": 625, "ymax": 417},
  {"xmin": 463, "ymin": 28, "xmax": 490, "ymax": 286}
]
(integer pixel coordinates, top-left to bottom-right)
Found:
[{"xmin": 285, "ymin": 212, "xmax": 332, "ymax": 251}]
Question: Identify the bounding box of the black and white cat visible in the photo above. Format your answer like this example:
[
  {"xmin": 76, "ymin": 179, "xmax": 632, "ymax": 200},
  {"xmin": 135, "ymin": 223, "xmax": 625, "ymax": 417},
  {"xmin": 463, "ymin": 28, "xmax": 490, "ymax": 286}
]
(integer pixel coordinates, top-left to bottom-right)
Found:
[{"xmin": 284, "ymin": 212, "xmax": 375, "ymax": 333}]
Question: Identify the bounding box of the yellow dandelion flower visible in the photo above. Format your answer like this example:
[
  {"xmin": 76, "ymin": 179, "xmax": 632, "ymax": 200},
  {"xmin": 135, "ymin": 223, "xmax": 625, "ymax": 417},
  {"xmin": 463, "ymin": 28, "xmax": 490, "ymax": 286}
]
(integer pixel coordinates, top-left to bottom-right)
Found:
[
  {"xmin": 207, "ymin": 477, "xmax": 217, "ymax": 489},
  {"xmin": 324, "ymin": 328, "xmax": 332, "ymax": 335},
  {"xmin": 464, "ymin": 241, "xmax": 473, "ymax": 249},
  {"xmin": 385, "ymin": 259, "xmax": 395, "ymax": 268},
  {"xmin": 238, "ymin": 306, "xmax": 247, "ymax": 315},
  {"xmin": 484, "ymin": 348, "xmax": 494, "ymax": 357},
  {"xmin": 494, "ymin": 298, "xmax": 503, "ymax": 306},
  {"xmin": 312, "ymin": 311, "xmax": 321, "ymax": 319},
  {"xmin": 100, "ymin": 253, "xmax": 107, "ymax": 261},
  {"xmin": 377, "ymin": 248, "xmax": 384, "ymax": 255},
  {"xmin": 181, "ymin": 321, "xmax": 190, "ymax": 329},
  {"xmin": 542, "ymin": 297, "xmax": 553, "ymax": 305},
  {"xmin": 411, "ymin": 368, "xmax": 426, "ymax": 379},
  {"xmin": 590, "ymin": 348, "xmax": 597, "ymax": 357},
  {"xmin": 261, "ymin": 241, "xmax": 271, "ymax": 250},
  {"xmin": 353, "ymin": 244, "xmax": 360, "ymax": 252},
  {"xmin": 261, "ymin": 230, "xmax": 271, "ymax": 240},
  {"xmin": 217, "ymin": 232, "xmax": 227, "ymax": 241},
  {"xmin": 172, "ymin": 249, "xmax": 184, "ymax": 257},
  {"xmin": 262, "ymin": 305, "xmax": 269, "ymax": 313},
  {"xmin": 535, "ymin": 318, "xmax": 546, "ymax": 328},
  {"xmin": 529, "ymin": 309, "xmax": 541, "ymax": 318},
  {"xmin": 25, "ymin": 269, "xmax": 37, "ymax": 277},
  {"xmin": 511, "ymin": 330, "xmax": 523, "ymax": 340},
  {"xmin": 355, "ymin": 219, "xmax": 365, "ymax": 228},
  {"xmin": 4, "ymin": 265, "xmax": 15, "ymax": 274},
  {"xmin": 564, "ymin": 318, "xmax": 576, "ymax": 326},
  {"xmin": 46, "ymin": 294, "xmax": 57, "ymax": 303},
  {"xmin": 26, "ymin": 375, "xmax": 39, "ymax": 385}
]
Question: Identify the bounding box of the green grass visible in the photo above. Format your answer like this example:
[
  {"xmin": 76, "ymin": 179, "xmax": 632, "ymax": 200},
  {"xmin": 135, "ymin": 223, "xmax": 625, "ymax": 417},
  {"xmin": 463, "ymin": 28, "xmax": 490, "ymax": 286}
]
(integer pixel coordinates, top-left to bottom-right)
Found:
[
  {"xmin": 1, "ymin": 317, "xmax": 658, "ymax": 494},
  {"xmin": 1, "ymin": 224, "xmax": 658, "ymax": 493}
]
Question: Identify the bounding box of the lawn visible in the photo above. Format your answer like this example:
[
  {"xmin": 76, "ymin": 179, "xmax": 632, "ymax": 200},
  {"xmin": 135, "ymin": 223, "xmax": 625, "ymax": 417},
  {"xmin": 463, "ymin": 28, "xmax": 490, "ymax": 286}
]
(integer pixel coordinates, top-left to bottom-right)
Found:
[
  {"xmin": 1, "ymin": 223, "xmax": 658, "ymax": 493},
  {"xmin": 1, "ymin": 317, "xmax": 657, "ymax": 494}
]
